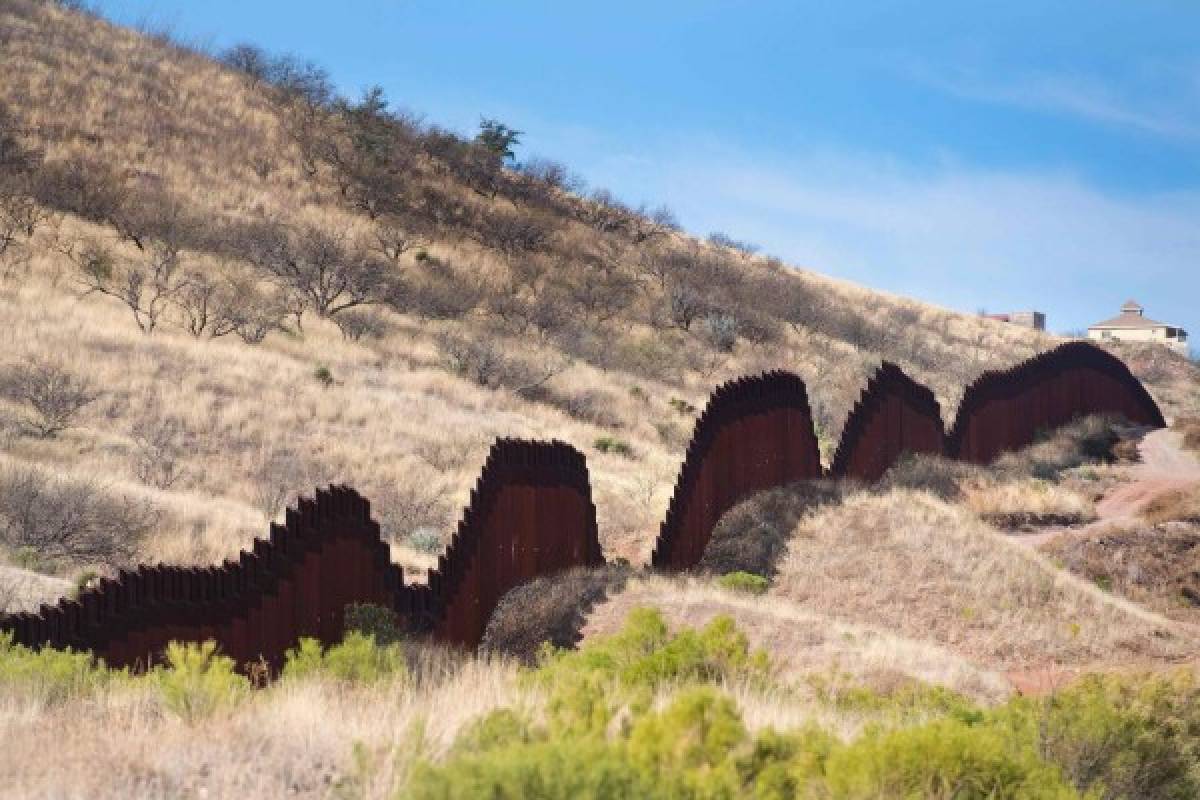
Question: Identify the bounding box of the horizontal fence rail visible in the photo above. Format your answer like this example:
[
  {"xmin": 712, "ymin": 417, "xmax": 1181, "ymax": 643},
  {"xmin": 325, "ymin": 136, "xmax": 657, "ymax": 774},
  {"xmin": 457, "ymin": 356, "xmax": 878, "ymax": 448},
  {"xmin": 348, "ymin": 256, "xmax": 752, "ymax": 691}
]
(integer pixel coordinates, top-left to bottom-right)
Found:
[{"xmin": 0, "ymin": 341, "xmax": 1165, "ymax": 664}]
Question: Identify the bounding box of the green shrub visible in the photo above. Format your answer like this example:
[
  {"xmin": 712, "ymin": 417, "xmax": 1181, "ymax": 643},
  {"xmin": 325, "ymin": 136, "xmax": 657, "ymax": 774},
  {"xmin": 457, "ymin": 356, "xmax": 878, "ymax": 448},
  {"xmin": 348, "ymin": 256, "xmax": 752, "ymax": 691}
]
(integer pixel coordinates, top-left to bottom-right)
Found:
[
  {"xmin": 593, "ymin": 436, "xmax": 634, "ymax": 457},
  {"xmin": 313, "ymin": 364, "xmax": 334, "ymax": 388},
  {"xmin": 408, "ymin": 611, "xmax": 1164, "ymax": 800},
  {"xmin": 807, "ymin": 671, "xmax": 980, "ymax": 722},
  {"xmin": 282, "ymin": 631, "xmax": 406, "ymax": 685},
  {"xmin": 0, "ymin": 631, "xmax": 115, "ymax": 704},
  {"xmin": 593, "ymin": 435, "xmax": 634, "ymax": 457},
  {"xmin": 532, "ymin": 608, "xmax": 770, "ymax": 736},
  {"xmin": 668, "ymin": 397, "xmax": 697, "ymax": 415},
  {"xmin": 626, "ymin": 687, "xmax": 747, "ymax": 796},
  {"xmin": 822, "ymin": 716, "xmax": 1078, "ymax": 798},
  {"xmin": 404, "ymin": 609, "xmax": 1200, "ymax": 800},
  {"xmin": 998, "ymin": 671, "xmax": 1200, "ymax": 800},
  {"xmin": 344, "ymin": 603, "xmax": 405, "ymax": 647},
  {"xmin": 406, "ymin": 731, "xmax": 655, "ymax": 800},
  {"xmin": 11, "ymin": 545, "xmax": 42, "ymax": 571},
  {"xmin": 717, "ymin": 571, "xmax": 769, "ymax": 595},
  {"xmin": 535, "ymin": 607, "xmax": 769, "ymax": 693},
  {"xmin": 154, "ymin": 640, "xmax": 248, "ymax": 721},
  {"xmin": 406, "ymin": 685, "xmax": 1081, "ymax": 800},
  {"xmin": 405, "ymin": 527, "xmax": 443, "ymax": 555}
]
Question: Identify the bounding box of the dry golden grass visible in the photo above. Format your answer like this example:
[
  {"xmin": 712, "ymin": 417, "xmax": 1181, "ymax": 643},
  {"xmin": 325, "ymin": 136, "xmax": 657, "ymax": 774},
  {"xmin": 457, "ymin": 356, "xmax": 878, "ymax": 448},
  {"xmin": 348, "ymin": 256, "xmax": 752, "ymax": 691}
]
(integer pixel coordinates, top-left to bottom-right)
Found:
[
  {"xmin": 964, "ymin": 479, "xmax": 1097, "ymax": 521},
  {"xmin": 0, "ymin": 565, "xmax": 71, "ymax": 613},
  {"xmin": 1177, "ymin": 417, "xmax": 1200, "ymax": 453},
  {"xmin": 582, "ymin": 575, "xmax": 1012, "ymax": 704},
  {"xmin": 1142, "ymin": 486, "xmax": 1200, "ymax": 526},
  {"xmin": 0, "ymin": 0, "xmax": 1099, "ymax": 590},
  {"xmin": 0, "ymin": 652, "xmax": 527, "ymax": 799},
  {"xmin": 770, "ymin": 488, "xmax": 1194, "ymax": 670}
]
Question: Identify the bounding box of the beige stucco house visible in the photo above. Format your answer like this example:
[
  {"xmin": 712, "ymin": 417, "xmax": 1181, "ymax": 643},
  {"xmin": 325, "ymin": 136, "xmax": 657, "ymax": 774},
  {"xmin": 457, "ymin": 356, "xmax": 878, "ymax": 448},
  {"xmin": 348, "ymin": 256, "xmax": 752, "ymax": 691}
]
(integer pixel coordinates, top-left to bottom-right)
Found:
[{"xmin": 1087, "ymin": 300, "xmax": 1189, "ymax": 354}]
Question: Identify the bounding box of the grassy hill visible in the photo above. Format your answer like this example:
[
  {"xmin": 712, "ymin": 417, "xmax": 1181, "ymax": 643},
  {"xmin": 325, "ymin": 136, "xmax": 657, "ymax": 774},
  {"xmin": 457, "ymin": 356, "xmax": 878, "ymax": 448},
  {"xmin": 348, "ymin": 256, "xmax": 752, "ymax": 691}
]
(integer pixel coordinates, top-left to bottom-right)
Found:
[
  {"xmin": 5, "ymin": 4, "xmax": 1200, "ymax": 797},
  {"xmin": 3, "ymin": 1, "xmax": 1194, "ymax": 577}
]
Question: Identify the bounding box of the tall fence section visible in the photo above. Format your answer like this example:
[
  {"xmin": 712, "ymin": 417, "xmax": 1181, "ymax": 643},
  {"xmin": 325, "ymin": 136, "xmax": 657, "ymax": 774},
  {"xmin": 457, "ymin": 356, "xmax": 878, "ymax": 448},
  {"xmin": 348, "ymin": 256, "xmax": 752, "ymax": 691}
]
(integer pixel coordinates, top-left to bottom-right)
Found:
[
  {"xmin": 0, "ymin": 341, "xmax": 1166, "ymax": 664},
  {"xmin": 649, "ymin": 371, "xmax": 822, "ymax": 571},
  {"xmin": 0, "ymin": 486, "xmax": 398, "ymax": 670},
  {"xmin": 396, "ymin": 439, "xmax": 604, "ymax": 647},
  {"xmin": 827, "ymin": 361, "xmax": 946, "ymax": 483},
  {"xmin": 947, "ymin": 341, "xmax": 1166, "ymax": 464}
]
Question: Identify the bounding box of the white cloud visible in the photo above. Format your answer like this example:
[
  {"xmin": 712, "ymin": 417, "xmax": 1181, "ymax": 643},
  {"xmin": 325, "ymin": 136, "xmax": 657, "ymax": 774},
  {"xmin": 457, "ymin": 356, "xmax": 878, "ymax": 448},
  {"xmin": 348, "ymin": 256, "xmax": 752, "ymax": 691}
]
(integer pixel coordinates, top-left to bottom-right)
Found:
[
  {"xmin": 617, "ymin": 141, "xmax": 1200, "ymax": 337},
  {"xmin": 494, "ymin": 109, "xmax": 1200, "ymax": 340},
  {"xmin": 907, "ymin": 64, "xmax": 1200, "ymax": 141}
]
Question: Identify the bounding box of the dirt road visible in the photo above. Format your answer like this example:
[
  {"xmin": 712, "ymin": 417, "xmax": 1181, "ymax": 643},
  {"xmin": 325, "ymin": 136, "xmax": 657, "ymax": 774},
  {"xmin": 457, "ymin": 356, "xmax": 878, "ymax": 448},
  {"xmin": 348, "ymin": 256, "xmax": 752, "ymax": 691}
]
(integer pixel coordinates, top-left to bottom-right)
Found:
[{"xmin": 1017, "ymin": 427, "xmax": 1200, "ymax": 548}]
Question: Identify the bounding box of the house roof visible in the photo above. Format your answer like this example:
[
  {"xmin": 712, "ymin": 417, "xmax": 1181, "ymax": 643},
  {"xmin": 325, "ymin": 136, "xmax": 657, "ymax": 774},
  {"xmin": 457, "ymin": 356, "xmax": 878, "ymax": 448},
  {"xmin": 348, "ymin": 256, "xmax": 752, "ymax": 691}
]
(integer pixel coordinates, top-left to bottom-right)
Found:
[{"xmin": 1089, "ymin": 312, "xmax": 1175, "ymax": 330}]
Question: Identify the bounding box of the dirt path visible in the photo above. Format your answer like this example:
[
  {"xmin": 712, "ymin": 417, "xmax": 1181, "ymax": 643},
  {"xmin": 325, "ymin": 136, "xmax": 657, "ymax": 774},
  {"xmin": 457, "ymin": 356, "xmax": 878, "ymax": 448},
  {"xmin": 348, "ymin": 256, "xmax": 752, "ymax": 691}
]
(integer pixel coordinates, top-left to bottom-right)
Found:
[
  {"xmin": 1016, "ymin": 428, "xmax": 1200, "ymax": 548},
  {"xmin": 1006, "ymin": 428, "xmax": 1200, "ymax": 694}
]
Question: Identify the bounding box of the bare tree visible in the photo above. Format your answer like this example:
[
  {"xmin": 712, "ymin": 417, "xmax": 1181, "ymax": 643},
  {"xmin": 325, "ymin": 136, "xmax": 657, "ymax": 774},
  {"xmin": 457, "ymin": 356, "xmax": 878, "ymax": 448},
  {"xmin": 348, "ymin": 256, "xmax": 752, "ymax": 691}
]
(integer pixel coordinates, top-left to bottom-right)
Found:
[
  {"xmin": 130, "ymin": 408, "xmax": 189, "ymax": 489},
  {"xmin": 707, "ymin": 231, "xmax": 759, "ymax": 255},
  {"xmin": 324, "ymin": 86, "xmax": 420, "ymax": 219},
  {"xmin": 0, "ymin": 105, "xmax": 53, "ymax": 276},
  {"xmin": 629, "ymin": 204, "xmax": 679, "ymax": 244},
  {"xmin": 371, "ymin": 213, "xmax": 429, "ymax": 262},
  {"xmin": 34, "ymin": 155, "xmax": 127, "ymax": 229},
  {"xmin": 249, "ymin": 446, "xmax": 315, "ymax": 521},
  {"xmin": 335, "ymin": 308, "xmax": 392, "ymax": 341},
  {"xmin": 266, "ymin": 55, "xmax": 337, "ymax": 178},
  {"xmin": 0, "ymin": 360, "xmax": 98, "ymax": 438},
  {"xmin": 701, "ymin": 311, "xmax": 739, "ymax": 352},
  {"xmin": 474, "ymin": 208, "xmax": 555, "ymax": 256},
  {"xmin": 219, "ymin": 42, "xmax": 272, "ymax": 87},
  {"xmin": 239, "ymin": 220, "xmax": 400, "ymax": 323},
  {"xmin": 0, "ymin": 466, "xmax": 157, "ymax": 567},
  {"xmin": 668, "ymin": 283, "xmax": 705, "ymax": 331},
  {"xmin": 577, "ymin": 188, "xmax": 632, "ymax": 236},
  {"xmin": 174, "ymin": 271, "xmax": 238, "ymax": 338},
  {"xmin": 69, "ymin": 232, "xmax": 190, "ymax": 334},
  {"xmin": 516, "ymin": 157, "xmax": 576, "ymax": 192},
  {"xmin": 637, "ymin": 247, "xmax": 693, "ymax": 294},
  {"xmin": 562, "ymin": 257, "xmax": 637, "ymax": 322},
  {"xmin": 407, "ymin": 270, "xmax": 482, "ymax": 321}
]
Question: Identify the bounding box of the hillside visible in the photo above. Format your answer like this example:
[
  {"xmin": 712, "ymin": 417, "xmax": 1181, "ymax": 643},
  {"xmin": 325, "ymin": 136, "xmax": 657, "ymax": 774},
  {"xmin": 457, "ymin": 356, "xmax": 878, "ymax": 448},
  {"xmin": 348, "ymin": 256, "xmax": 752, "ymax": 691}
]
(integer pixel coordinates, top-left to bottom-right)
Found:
[
  {"xmin": 4, "ymin": 1, "xmax": 1194, "ymax": 580},
  {"xmin": 6, "ymin": 5, "xmax": 1200, "ymax": 798}
]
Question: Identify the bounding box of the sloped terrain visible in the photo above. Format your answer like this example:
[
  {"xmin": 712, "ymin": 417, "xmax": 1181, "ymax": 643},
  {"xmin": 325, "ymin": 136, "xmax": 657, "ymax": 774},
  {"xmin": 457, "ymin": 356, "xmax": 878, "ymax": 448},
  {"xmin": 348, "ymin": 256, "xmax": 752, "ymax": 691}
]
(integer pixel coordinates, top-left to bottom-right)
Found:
[
  {"xmin": 2, "ymin": 1, "xmax": 1195, "ymax": 587},
  {"xmin": 5, "ymin": 8, "xmax": 1200, "ymax": 797}
]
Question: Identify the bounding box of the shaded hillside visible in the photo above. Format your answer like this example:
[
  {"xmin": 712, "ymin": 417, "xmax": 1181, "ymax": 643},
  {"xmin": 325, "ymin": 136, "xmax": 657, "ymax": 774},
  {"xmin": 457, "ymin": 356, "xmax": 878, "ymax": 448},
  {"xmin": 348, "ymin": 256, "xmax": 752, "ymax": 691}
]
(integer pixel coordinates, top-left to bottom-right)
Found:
[{"xmin": 0, "ymin": 0, "xmax": 1193, "ymax": 577}]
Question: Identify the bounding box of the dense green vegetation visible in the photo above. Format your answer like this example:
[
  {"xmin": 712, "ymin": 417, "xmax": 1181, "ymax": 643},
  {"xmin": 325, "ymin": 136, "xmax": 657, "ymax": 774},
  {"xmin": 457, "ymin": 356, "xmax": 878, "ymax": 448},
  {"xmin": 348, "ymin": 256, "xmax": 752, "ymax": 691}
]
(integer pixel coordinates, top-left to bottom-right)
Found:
[
  {"xmin": 407, "ymin": 610, "xmax": 1200, "ymax": 799},
  {"xmin": 5, "ymin": 609, "xmax": 1200, "ymax": 798}
]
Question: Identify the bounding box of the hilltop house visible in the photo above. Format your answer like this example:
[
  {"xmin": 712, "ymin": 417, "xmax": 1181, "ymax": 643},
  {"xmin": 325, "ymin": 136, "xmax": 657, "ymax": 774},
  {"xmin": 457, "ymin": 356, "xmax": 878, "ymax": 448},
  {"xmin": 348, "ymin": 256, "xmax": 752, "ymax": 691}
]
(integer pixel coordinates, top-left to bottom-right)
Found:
[{"xmin": 1088, "ymin": 300, "xmax": 1188, "ymax": 354}]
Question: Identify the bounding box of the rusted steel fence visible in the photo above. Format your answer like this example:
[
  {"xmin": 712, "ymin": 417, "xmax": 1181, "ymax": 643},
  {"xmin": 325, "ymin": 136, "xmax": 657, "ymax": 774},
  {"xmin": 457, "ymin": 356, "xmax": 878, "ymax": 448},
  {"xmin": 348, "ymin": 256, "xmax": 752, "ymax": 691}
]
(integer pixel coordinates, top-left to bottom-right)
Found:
[
  {"xmin": 947, "ymin": 341, "xmax": 1165, "ymax": 464},
  {"xmin": 649, "ymin": 372, "xmax": 823, "ymax": 570},
  {"xmin": 0, "ymin": 342, "xmax": 1166, "ymax": 660},
  {"xmin": 0, "ymin": 486, "xmax": 398, "ymax": 670},
  {"xmin": 396, "ymin": 439, "xmax": 604, "ymax": 647},
  {"xmin": 645, "ymin": 342, "xmax": 1162, "ymax": 571},
  {"xmin": 827, "ymin": 361, "xmax": 946, "ymax": 482}
]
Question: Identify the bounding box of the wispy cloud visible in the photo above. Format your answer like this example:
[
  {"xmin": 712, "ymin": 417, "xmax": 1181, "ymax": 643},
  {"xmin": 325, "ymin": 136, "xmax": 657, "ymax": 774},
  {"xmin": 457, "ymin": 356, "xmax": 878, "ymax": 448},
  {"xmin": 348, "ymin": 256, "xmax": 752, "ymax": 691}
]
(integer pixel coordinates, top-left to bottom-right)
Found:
[
  {"xmin": 499, "ymin": 108, "xmax": 1200, "ymax": 341},
  {"xmin": 590, "ymin": 139, "xmax": 1200, "ymax": 338},
  {"xmin": 907, "ymin": 64, "xmax": 1200, "ymax": 141}
]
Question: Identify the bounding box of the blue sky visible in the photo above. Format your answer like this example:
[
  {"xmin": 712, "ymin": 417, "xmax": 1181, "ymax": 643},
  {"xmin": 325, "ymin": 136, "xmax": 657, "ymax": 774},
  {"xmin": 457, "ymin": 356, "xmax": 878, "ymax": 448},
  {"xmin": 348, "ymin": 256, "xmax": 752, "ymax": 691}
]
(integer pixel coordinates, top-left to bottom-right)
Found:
[{"xmin": 95, "ymin": 1, "xmax": 1199, "ymax": 346}]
